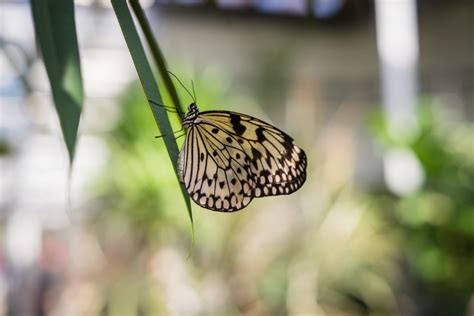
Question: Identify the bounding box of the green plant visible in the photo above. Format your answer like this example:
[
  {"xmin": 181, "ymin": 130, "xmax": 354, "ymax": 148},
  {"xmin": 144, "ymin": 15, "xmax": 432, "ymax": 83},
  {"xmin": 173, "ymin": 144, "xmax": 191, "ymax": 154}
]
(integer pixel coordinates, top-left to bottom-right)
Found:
[
  {"xmin": 369, "ymin": 104, "xmax": 474, "ymax": 315},
  {"xmin": 31, "ymin": 0, "xmax": 193, "ymax": 232}
]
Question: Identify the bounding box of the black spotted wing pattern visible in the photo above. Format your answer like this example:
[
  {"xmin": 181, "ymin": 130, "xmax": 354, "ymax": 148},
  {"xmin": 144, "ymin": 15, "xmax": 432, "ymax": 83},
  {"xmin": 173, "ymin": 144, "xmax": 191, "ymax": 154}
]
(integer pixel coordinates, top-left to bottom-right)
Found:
[{"xmin": 178, "ymin": 110, "xmax": 307, "ymax": 212}]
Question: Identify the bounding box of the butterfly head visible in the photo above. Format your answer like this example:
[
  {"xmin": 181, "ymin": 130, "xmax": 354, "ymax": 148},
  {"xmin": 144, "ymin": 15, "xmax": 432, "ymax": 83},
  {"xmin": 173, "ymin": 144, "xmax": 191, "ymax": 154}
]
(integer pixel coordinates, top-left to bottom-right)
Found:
[{"xmin": 183, "ymin": 102, "xmax": 200, "ymax": 128}]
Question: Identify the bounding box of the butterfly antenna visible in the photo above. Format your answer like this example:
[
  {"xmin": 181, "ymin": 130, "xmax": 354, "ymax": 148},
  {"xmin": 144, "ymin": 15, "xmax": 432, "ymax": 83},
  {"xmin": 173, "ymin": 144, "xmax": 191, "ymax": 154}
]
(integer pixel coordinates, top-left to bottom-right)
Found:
[
  {"xmin": 191, "ymin": 80, "xmax": 197, "ymax": 104},
  {"xmin": 167, "ymin": 71, "xmax": 196, "ymax": 103}
]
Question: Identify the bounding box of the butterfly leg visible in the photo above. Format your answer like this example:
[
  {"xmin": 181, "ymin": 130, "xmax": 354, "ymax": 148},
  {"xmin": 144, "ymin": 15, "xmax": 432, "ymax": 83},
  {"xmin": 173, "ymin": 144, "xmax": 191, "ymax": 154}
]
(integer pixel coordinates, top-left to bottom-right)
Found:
[
  {"xmin": 155, "ymin": 127, "xmax": 185, "ymax": 139},
  {"xmin": 148, "ymin": 99, "xmax": 185, "ymax": 116}
]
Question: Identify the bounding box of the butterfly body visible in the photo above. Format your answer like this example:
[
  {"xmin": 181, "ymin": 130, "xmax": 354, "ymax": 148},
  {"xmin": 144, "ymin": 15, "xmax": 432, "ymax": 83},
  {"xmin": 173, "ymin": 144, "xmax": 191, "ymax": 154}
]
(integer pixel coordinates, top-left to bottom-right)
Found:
[{"xmin": 178, "ymin": 103, "xmax": 307, "ymax": 212}]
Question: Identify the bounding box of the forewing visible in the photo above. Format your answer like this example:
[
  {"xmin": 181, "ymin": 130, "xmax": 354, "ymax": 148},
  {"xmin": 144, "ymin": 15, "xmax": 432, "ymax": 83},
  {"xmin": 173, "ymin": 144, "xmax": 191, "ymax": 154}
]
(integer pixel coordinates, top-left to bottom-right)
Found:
[{"xmin": 200, "ymin": 111, "xmax": 307, "ymax": 198}]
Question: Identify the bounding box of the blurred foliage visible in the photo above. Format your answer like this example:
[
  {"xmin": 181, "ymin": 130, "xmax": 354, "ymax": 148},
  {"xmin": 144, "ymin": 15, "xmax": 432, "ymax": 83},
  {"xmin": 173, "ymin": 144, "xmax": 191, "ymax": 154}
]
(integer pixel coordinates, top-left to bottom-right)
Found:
[
  {"xmin": 89, "ymin": 76, "xmax": 473, "ymax": 315},
  {"xmin": 0, "ymin": 138, "xmax": 12, "ymax": 156},
  {"xmin": 369, "ymin": 103, "xmax": 474, "ymax": 315},
  {"xmin": 87, "ymin": 81, "xmax": 195, "ymax": 315}
]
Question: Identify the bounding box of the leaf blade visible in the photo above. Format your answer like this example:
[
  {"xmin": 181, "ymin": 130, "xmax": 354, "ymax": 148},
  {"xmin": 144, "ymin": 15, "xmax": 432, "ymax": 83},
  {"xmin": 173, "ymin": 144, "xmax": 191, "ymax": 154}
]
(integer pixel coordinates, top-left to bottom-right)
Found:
[
  {"xmin": 30, "ymin": 0, "xmax": 84, "ymax": 162},
  {"xmin": 129, "ymin": 0, "xmax": 186, "ymax": 116},
  {"xmin": 111, "ymin": 0, "xmax": 193, "ymax": 231}
]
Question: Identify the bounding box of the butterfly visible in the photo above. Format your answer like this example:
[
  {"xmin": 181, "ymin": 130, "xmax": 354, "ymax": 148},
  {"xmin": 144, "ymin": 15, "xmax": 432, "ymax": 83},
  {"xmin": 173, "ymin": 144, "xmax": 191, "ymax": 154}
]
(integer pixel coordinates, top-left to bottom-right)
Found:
[
  {"xmin": 170, "ymin": 102, "xmax": 307, "ymax": 212},
  {"xmin": 153, "ymin": 74, "xmax": 306, "ymax": 212}
]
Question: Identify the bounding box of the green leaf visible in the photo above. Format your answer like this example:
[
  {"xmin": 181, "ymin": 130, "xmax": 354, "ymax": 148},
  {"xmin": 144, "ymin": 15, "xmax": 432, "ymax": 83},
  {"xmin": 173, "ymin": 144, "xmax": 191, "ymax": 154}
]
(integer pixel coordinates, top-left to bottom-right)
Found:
[
  {"xmin": 129, "ymin": 0, "xmax": 186, "ymax": 116},
  {"xmin": 111, "ymin": 0, "xmax": 193, "ymax": 237},
  {"xmin": 30, "ymin": 0, "xmax": 84, "ymax": 163}
]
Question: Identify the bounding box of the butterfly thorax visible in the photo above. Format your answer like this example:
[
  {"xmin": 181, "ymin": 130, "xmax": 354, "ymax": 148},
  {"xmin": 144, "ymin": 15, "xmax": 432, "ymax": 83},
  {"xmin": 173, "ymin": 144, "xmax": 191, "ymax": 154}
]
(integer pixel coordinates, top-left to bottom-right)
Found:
[{"xmin": 182, "ymin": 102, "xmax": 200, "ymax": 129}]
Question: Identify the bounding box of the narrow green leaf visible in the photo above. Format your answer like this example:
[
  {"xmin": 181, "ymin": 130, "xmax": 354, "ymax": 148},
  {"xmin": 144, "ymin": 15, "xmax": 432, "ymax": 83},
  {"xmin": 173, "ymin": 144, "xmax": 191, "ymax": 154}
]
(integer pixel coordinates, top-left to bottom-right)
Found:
[
  {"xmin": 30, "ymin": 0, "xmax": 84, "ymax": 162},
  {"xmin": 111, "ymin": 0, "xmax": 193, "ymax": 233},
  {"xmin": 128, "ymin": 0, "xmax": 185, "ymax": 116}
]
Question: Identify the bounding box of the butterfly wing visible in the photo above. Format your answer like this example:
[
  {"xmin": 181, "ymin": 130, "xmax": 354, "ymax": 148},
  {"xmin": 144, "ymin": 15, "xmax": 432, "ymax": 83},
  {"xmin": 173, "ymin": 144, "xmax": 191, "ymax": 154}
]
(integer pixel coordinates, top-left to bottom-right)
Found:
[
  {"xmin": 179, "ymin": 123, "xmax": 255, "ymax": 211},
  {"xmin": 200, "ymin": 111, "xmax": 307, "ymax": 196},
  {"xmin": 179, "ymin": 110, "xmax": 307, "ymax": 212}
]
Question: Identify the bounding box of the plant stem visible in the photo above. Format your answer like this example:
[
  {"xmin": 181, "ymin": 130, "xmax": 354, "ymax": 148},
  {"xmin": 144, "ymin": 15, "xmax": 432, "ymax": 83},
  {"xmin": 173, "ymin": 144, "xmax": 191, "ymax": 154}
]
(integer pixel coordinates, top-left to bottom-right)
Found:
[{"xmin": 129, "ymin": 0, "xmax": 185, "ymax": 119}]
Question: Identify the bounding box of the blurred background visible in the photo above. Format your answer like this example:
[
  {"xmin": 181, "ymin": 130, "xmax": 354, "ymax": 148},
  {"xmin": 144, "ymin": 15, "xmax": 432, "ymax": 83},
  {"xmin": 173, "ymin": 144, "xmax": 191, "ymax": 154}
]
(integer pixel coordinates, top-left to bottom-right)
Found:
[{"xmin": 0, "ymin": 0, "xmax": 473, "ymax": 315}]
